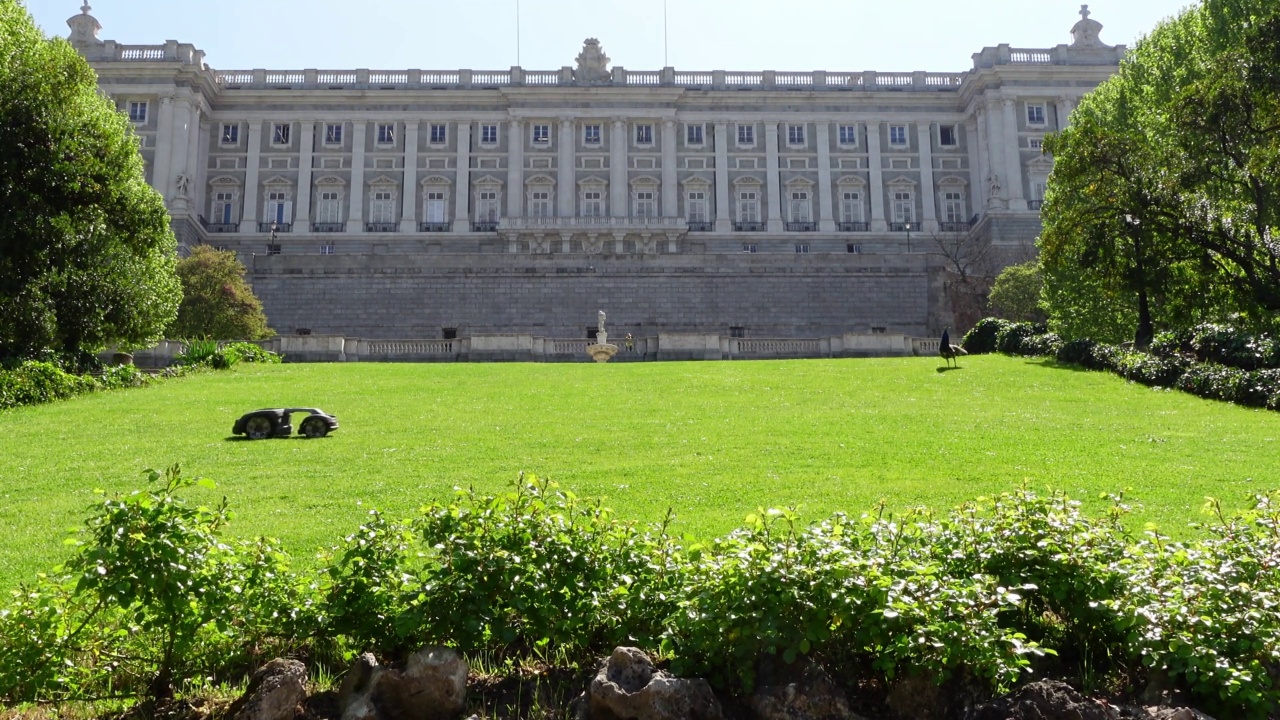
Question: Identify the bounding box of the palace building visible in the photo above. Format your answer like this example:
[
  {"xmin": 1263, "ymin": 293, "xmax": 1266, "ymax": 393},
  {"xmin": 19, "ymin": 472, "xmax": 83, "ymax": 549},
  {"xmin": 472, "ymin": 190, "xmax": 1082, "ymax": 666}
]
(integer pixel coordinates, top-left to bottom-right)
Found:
[{"xmin": 65, "ymin": 4, "xmax": 1125, "ymax": 349}]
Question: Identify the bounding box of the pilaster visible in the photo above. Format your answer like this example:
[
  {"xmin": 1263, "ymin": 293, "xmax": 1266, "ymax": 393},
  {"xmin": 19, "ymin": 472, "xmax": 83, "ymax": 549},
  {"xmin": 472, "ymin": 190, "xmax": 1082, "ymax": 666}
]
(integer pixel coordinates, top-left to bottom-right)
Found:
[
  {"xmin": 661, "ymin": 119, "xmax": 678, "ymax": 217},
  {"xmin": 713, "ymin": 122, "xmax": 731, "ymax": 232},
  {"xmin": 507, "ymin": 119, "xmax": 524, "ymax": 217},
  {"xmin": 296, "ymin": 121, "xmax": 315, "ymax": 230},
  {"xmin": 917, "ymin": 123, "xmax": 938, "ymax": 232},
  {"xmin": 983, "ymin": 97, "xmax": 1006, "ymax": 209},
  {"xmin": 166, "ymin": 97, "xmax": 192, "ymax": 211},
  {"xmin": 765, "ymin": 122, "xmax": 783, "ymax": 233},
  {"xmin": 815, "ymin": 121, "xmax": 835, "ymax": 232},
  {"xmin": 347, "ymin": 122, "xmax": 367, "ymax": 233},
  {"xmin": 452, "ymin": 122, "xmax": 473, "ymax": 231},
  {"xmin": 400, "ymin": 122, "xmax": 419, "ymax": 232},
  {"xmin": 868, "ymin": 122, "xmax": 887, "ymax": 231},
  {"xmin": 610, "ymin": 118, "xmax": 627, "ymax": 218},
  {"xmin": 176, "ymin": 102, "xmax": 200, "ymax": 215},
  {"xmin": 1001, "ymin": 98, "xmax": 1026, "ymax": 210},
  {"xmin": 153, "ymin": 95, "xmax": 176, "ymax": 202},
  {"xmin": 1056, "ymin": 96, "xmax": 1076, "ymax": 129},
  {"xmin": 240, "ymin": 119, "xmax": 262, "ymax": 233},
  {"xmin": 968, "ymin": 115, "xmax": 986, "ymax": 211},
  {"xmin": 557, "ymin": 118, "xmax": 575, "ymax": 217}
]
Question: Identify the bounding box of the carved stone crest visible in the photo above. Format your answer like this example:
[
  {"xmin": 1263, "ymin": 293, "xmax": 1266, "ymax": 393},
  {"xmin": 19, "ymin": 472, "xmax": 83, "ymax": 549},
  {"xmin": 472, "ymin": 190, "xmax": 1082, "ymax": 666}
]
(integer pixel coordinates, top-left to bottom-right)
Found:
[
  {"xmin": 1070, "ymin": 5, "xmax": 1106, "ymax": 48},
  {"xmin": 574, "ymin": 39, "xmax": 611, "ymax": 85}
]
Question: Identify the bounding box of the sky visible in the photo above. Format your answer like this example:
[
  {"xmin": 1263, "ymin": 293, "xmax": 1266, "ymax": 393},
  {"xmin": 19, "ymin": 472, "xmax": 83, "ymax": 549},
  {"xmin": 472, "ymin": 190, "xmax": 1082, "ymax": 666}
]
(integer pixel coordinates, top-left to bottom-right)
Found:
[{"xmin": 23, "ymin": 0, "xmax": 1194, "ymax": 73}]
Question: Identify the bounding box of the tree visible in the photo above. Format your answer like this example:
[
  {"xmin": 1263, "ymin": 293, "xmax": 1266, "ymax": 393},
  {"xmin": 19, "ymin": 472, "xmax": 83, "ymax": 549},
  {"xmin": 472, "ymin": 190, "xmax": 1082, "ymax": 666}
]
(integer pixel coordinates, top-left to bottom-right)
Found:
[
  {"xmin": 1040, "ymin": 0, "xmax": 1280, "ymax": 343},
  {"xmin": 0, "ymin": 3, "xmax": 180, "ymax": 365},
  {"xmin": 988, "ymin": 261, "xmax": 1045, "ymax": 323},
  {"xmin": 169, "ymin": 246, "xmax": 273, "ymax": 341}
]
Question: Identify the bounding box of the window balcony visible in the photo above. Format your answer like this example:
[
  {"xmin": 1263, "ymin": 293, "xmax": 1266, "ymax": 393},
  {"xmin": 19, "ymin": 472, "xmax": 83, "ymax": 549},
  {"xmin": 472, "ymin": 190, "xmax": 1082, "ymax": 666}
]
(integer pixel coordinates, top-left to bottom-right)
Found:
[
  {"xmin": 1028, "ymin": 200, "xmax": 1044, "ymax": 210},
  {"xmin": 889, "ymin": 222, "xmax": 917, "ymax": 232},
  {"xmin": 686, "ymin": 221, "xmax": 713, "ymax": 232},
  {"xmin": 365, "ymin": 222, "xmax": 398, "ymax": 233},
  {"xmin": 939, "ymin": 221, "xmax": 973, "ymax": 232},
  {"xmin": 418, "ymin": 222, "xmax": 451, "ymax": 232},
  {"xmin": 785, "ymin": 222, "xmax": 817, "ymax": 232},
  {"xmin": 472, "ymin": 221, "xmax": 500, "ymax": 232},
  {"xmin": 837, "ymin": 221, "xmax": 869, "ymax": 232},
  {"xmin": 205, "ymin": 223, "xmax": 239, "ymax": 233},
  {"xmin": 497, "ymin": 217, "xmax": 688, "ymax": 232},
  {"xmin": 733, "ymin": 221, "xmax": 764, "ymax": 232},
  {"xmin": 312, "ymin": 223, "xmax": 344, "ymax": 233},
  {"xmin": 259, "ymin": 222, "xmax": 292, "ymax": 233}
]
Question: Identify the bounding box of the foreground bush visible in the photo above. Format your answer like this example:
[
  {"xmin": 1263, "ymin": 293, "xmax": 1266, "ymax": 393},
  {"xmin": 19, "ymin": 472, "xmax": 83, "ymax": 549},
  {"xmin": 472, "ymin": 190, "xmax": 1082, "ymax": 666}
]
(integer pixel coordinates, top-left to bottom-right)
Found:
[{"xmin": 4, "ymin": 475, "xmax": 1280, "ymax": 717}]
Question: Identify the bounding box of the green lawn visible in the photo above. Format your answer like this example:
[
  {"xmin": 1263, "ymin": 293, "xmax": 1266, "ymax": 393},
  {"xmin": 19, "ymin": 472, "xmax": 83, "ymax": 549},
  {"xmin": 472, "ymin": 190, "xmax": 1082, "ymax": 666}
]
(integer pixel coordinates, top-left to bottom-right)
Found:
[{"xmin": 1, "ymin": 356, "xmax": 1277, "ymax": 590}]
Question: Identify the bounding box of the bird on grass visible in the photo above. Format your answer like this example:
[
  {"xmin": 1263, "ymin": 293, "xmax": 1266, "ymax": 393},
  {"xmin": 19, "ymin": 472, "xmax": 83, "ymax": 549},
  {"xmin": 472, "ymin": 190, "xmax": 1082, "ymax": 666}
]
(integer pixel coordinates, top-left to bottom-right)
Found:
[{"xmin": 940, "ymin": 327, "xmax": 968, "ymax": 368}]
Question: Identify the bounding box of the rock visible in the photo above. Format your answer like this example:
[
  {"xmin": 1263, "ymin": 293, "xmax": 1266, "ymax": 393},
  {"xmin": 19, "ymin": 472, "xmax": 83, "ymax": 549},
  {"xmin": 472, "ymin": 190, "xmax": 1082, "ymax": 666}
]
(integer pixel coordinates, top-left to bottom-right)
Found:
[
  {"xmin": 588, "ymin": 647, "xmax": 724, "ymax": 720},
  {"xmin": 968, "ymin": 679, "xmax": 1120, "ymax": 720},
  {"xmin": 228, "ymin": 658, "xmax": 308, "ymax": 720},
  {"xmin": 1140, "ymin": 709, "xmax": 1217, "ymax": 720},
  {"xmin": 338, "ymin": 647, "xmax": 468, "ymax": 720},
  {"xmin": 887, "ymin": 675, "xmax": 947, "ymax": 720},
  {"xmin": 750, "ymin": 660, "xmax": 862, "ymax": 720}
]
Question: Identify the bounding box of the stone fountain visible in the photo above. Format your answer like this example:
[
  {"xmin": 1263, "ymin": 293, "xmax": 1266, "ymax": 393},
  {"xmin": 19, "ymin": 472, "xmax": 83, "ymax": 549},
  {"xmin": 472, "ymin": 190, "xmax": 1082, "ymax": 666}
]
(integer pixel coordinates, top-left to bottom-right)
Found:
[{"xmin": 586, "ymin": 309, "xmax": 619, "ymax": 363}]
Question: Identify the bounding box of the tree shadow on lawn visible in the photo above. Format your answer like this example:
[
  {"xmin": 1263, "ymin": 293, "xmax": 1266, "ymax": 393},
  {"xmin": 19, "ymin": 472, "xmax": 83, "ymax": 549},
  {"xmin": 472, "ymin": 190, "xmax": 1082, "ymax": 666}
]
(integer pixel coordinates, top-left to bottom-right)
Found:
[
  {"xmin": 1023, "ymin": 357, "xmax": 1094, "ymax": 373},
  {"xmin": 222, "ymin": 436, "xmax": 333, "ymax": 442},
  {"xmin": 936, "ymin": 366, "xmax": 964, "ymax": 373}
]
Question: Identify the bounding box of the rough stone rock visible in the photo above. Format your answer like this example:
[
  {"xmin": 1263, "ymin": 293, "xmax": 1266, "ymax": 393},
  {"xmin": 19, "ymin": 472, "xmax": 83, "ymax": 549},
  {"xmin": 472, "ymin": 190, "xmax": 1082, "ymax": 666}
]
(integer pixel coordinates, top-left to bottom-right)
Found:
[
  {"xmin": 750, "ymin": 660, "xmax": 862, "ymax": 720},
  {"xmin": 1140, "ymin": 709, "xmax": 1217, "ymax": 720},
  {"xmin": 588, "ymin": 647, "xmax": 724, "ymax": 720},
  {"xmin": 228, "ymin": 658, "xmax": 308, "ymax": 720},
  {"xmin": 887, "ymin": 675, "xmax": 947, "ymax": 720},
  {"xmin": 968, "ymin": 679, "xmax": 1120, "ymax": 720},
  {"xmin": 338, "ymin": 647, "xmax": 468, "ymax": 720}
]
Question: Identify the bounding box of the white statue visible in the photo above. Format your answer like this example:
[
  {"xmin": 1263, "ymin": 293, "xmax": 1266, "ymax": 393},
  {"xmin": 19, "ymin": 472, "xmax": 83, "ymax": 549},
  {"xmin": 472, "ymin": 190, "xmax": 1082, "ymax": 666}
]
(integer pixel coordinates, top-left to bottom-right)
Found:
[
  {"xmin": 575, "ymin": 39, "xmax": 611, "ymax": 84},
  {"xmin": 597, "ymin": 310, "xmax": 606, "ymax": 334},
  {"xmin": 988, "ymin": 173, "xmax": 1002, "ymax": 196},
  {"xmin": 175, "ymin": 174, "xmax": 190, "ymax": 197}
]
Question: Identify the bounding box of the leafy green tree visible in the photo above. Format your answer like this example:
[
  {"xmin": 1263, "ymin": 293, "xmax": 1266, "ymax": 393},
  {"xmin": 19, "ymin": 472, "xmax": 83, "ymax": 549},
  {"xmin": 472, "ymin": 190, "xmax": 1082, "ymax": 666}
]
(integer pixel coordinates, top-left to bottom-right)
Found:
[
  {"xmin": 169, "ymin": 245, "xmax": 273, "ymax": 340},
  {"xmin": 988, "ymin": 260, "xmax": 1045, "ymax": 323},
  {"xmin": 0, "ymin": 3, "xmax": 180, "ymax": 365},
  {"xmin": 1040, "ymin": 0, "xmax": 1280, "ymax": 343}
]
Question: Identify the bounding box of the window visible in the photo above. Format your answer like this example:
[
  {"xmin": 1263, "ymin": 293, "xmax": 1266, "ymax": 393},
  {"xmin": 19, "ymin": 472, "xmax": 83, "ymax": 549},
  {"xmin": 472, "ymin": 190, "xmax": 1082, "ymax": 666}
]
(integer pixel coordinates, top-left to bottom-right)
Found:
[
  {"xmin": 840, "ymin": 191, "xmax": 864, "ymax": 223},
  {"xmin": 213, "ymin": 192, "xmax": 236, "ymax": 224},
  {"xmin": 741, "ymin": 244, "xmax": 757, "ymax": 254},
  {"xmin": 369, "ymin": 190, "xmax": 396, "ymax": 224},
  {"xmin": 429, "ymin": 124, "xmax": 447, "ymax": 144},
  {"xmin": 892, "ymin": 191, "xmax": 914, "ymax": 223},
  {"xmin": 220, "ymin": 123, "xmax": 239, "ymax": 145},
  {"xmin": 425, "ymin": 191, "xmax": 447, "ymax": 223},
  {"xmin": 320, "ymin": 244, "xmax": 335, "ymax": 255},
  {"xmin": 634, "ymin": 123, "xmax": 654, "ymax": 145},
  {"xmin": 787, "ymin": 124, "xmax": 805, "ymax": 145},
  {"xmin": 737, "ymin": 124, "xmax": 755, "ymax": 145},
  {"xmin": 1032, "ymin": 181, "xmax": 1047, "ymax": 202},
  {"xmin": 634, "ymin": 191, "xmax": 656, "ymax": 217},
  {"xmin": 530, "ymin": 190, "xmax": 552, "ymax": 217},
  {"xmin": 266, "ymin": 244, "xmax": 282, "ymax": 255},
  {"xmin": 730, "ymin": 326, "xmax": 746, "ymax": 337},
  {"xmin": 889, "ymin": 124, "xmax": 908, "ymax": 146},
  {"xmin": 1029, "ymin": 137, "xmax": 1044, "ymax": 150},
  {"xmin": 789, "ymin": 191, "xmax": 811, "ymax": 222},
  {"xmin": 583, "ymin": 124, "xmax": 601, "ymax": 145},
  {"xmin": 377, "ymin": 124, "xmax": 396, "ymax": 145},
  {"xmin": 265, "ymin": 190, "xmax": 291, "ymax": 225},
  {"xmin": 582, "ymin": 190, "xmax": 604, "ymax": 217},
  {"xmin": 325, "ymin": 123, "xmax": 343, "ymax": 145},
  {"xmin": 477, "ymin": 190, "xmax": 500, "ymax": 222},
  {"xmin": 686, "ymin": 124, "xmax": 704, "ymax": 145},
  {"xmin": 838, "ymin": 124, "xmax": 858, "ymax": 146},
  {"xmin": 128, "ymin": 101, "xmax": 147, "ymax": 123},
  {"xmin": 738, "ymin": 191, "xmax": 759, "ymax": 222},
  {"xmin": 533, "ymin": 124, "xmax": 550, "ymax": 144},
  {"xmin": 442, "ymin": 327, "xmax": 458, "ymax": 340},
  {"xmin": 687, "ymin": 191, "xmax": 708, "ymax": 223},
  {"xmin": 1027, "ymin": 103, "xmax": 1047, "ymax": 125},
  {"xmin": 943, "ymin": 191, "xmax": 965, "ymax": 223},
  {"xmin": 795, "ymin": 244, "xmax": 810, "ymax": 254},
  {"xmin": 939, "ymin": 125, "xmax": 958, "ymax": 147},
  {"xmin": 480, "ymin": 124, "xmax": 498, "ymax": 144},
  {"xmin": 846, "ymin": 243, "xmax": 862, "ymax": 254},
  {"xmin": 272, "ymin": 123, "xmax": 291, "ymax": 145},
  {"xmin": 317, "ymin": 191, "xmax": 342, "ymax": 224}
]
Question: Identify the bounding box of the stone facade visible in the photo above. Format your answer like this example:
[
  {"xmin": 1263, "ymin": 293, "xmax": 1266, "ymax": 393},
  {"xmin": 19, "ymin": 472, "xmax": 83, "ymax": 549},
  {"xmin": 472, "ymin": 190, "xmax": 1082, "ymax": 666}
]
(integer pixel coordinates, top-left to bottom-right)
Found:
[{"xmin": 67, "ymin": 4, "xmax": 1124, "ymax": 340}]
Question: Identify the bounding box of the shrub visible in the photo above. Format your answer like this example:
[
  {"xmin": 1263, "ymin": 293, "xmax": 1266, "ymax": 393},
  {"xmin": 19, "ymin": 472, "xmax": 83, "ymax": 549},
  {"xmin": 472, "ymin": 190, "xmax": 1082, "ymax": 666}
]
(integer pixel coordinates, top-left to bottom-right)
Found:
[
  {"xmin": 96, "ymin": 363, "xmax": 152, "ymax": 390},
  {"xmin": 1187, "ymin": 324, "xmax": 1280, "ymax": 371},
  {"xmin": 221, "ymin": 341, "xmax": 281, "ymax": 365},
  {"xmin": 1116, "ymin": 352, "xmax": 1189, "ymax": 388},
  {"xmin": 0, "ymin": 361, "xmax": 96, "ymax": 410},
  {"xmin": 995, "ymin": 322, "xmax": 1049, "ymax": 356},
  {"xmin": 988, "ymin": 261, "xmax": 1045, "ymax": 323},
  {"xmin": 962, "ymin": 318, "xmax": 1011, "ymax": 355},
  {"xmin": 173, "ymin": 339, "xmax": 220, "ymax": 367}
]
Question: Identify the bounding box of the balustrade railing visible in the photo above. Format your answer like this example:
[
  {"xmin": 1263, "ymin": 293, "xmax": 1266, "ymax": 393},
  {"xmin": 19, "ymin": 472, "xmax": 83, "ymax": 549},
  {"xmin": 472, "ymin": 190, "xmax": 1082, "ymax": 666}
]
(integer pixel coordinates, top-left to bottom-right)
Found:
[
  {"xmin": 500, "ymin": 217, "xmax": 687, "ymax": 231},
  {"xmin": 686, "ymin": 221, "xmax": 714, "ymax": 232},
  {"xmin": 733, "ymin": 221, "xmax": 765, "ymax": 232},
  {"xmin": 472, "ymin": 221, "xmax": 500, "ymax": 232},
  {"xmin": 259, "ymin": 222, "xmax": 292, "ymax": 233},
  {"xmin": 312, "ymin": 223, "xmax": 344, "ymax": 233},
  {"xmin": 785, "ymin": 222, "xmax": 817, "ymax": 232},
  {"xmin": 365, "ymin": 223, "xmax": 398, "ymax": 233},
  {"xmin": 939, "ymin": 221, "xmax": 972, "ymax": 232},
  {"xmin": 735, "ymin": 339, "xmax": 822, "ymax": 355},
  {"xmin": 364, "ymin": 340, "xmax": 456, "ymax": 356},
  {"xmin": 418, "ymin": 222, "xmax": 451, "ymax": 232},
  {"xmin": 205, "ymin": 223, "xmax": 238, "ymax": 233},
  {"xmin": 837, "ymin": 221, "xmax": 869, "ymax": 232},
  {"xmin": 118, "ymin": 45, "xmax": 166, "ymax": 60},
  {"xmin": 551, "ymin": 339, "xmax": 590, "ymax": 354}
]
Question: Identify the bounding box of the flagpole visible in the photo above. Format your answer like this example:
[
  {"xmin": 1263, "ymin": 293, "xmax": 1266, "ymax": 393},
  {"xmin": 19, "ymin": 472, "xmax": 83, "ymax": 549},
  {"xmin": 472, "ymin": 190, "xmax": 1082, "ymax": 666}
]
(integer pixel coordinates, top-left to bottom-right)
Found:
[
  {"xmin": 516, "ymin": 0, "xmax": 522, "ymax": 67},
  {"xmin": 663, "ymin": 0, "xmax": 669, "ymax": 66}
]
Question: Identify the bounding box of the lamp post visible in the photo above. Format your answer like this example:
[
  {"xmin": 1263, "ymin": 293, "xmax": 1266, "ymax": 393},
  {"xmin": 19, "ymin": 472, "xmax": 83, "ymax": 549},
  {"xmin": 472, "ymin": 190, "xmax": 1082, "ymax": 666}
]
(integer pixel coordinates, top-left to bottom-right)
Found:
[{"xmin": 905, "ymin": 221, "xmax": 914, "ymax": 252}]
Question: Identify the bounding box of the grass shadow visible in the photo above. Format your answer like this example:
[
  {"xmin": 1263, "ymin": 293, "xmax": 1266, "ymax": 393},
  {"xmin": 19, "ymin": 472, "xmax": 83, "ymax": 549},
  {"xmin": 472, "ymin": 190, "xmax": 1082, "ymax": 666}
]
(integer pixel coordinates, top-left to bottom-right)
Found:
[
  {"xmin": 936, "ymin": 366, "xmax": 964, "ymax": 373},
  {"xmin": 223, "ymin": 436, "xmax": 333, "ymax": 442},
  {"xmin": 1024, "ymin": 357, "xmax": 1094, "ymax": 373}
]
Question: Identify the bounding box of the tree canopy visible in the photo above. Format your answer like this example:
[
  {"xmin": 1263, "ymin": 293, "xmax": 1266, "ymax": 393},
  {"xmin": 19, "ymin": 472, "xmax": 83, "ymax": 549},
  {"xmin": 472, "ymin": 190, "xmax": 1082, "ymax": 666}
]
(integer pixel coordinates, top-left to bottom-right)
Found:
[
  {"xmin": 168, "ymin": 246, "xmax": 273, "ymax": 341},
  {"xmin": 1040, "ymin": 0, "xmax": 1280, "ymax": 344},
  {"xmin": 0, "ymin": 2, "xmax": 180, "ymax": 364}
]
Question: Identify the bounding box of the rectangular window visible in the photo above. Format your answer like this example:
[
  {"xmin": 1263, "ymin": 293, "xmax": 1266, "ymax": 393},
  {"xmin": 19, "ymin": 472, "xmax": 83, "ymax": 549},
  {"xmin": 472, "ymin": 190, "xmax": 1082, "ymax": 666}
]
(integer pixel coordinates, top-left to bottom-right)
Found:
[
  {"xmin": 266, "ymin": 244, "xmax": 282, "ymax": 255},
  {"xmin": 317, "ymin": 191, "xmax": 341, "ymax": 224},
  {"xmin": 582, "ymin": 191, "xmax": 603, "ymax": 217},
  {"xmin": 429, "ymin": 124, "xmax": 447, "ymax": 144},
  {"xmin": 1033, "ymin": 182, "xmax": 1047, "ymax": 202},
  {"xmin": 943, "ymin": 191, "xmax": 965, "ymax": 223},
  {"xmin": 533, "ymin": 124, "xmax": 550, "ymax": 144},
  {"xmin": 272, "ymin": 123, "xmax": 291, "ymax": 145},
  {"xmin": 369, "ymin": 190, "xmax": 396, "ymax": 223},
  {"xmin": 939, "ymin": 124, "xmax": 958, "ymax": 147},
  {"xmin": 480, "ymin": 124, "xmax": 498, "ymax": 144},
  {"xmin": 377, "ymin": 124, "xmax": 396, "ymax": 145},
  {"xmin": 738, "ymin": 191, "xmax": 759, "ymax": 222},
  {"xmin": 789, "ymin": 191, "xmax": 811, "ymax": 222},
  {"xmin": 1029, "ymin": 137, "xmax": 1044, "ymax": 150},
  {"xmin": 838, "ymin": 124, "xmax": 858, "ymax": 146},
  {"xmin": 425, "ymin": 191, "xmax": 447, "ymax": 223},
  {"xmin": 583, "ymin": 124, "xmax": 601, "ymax": 145},
  {"xmin": 687, "ymin": 191, "xmax": 707, "ymax": 223},
  {"xmin": 794, "ymin": 244, "xmax": 810, "ymax": 254},
  {"xmin": 530, "ymin": 191, "xmax": 551, "ymax": 217},
  {"xmin": 686, "ymin": 124, "xmax": 704, "ymax": 145},
  {"xmin": 266, "ymin": 190, "xmax": 290, "ymax": 225},
  {"xmin": 220, "ymin": 123, "xmax": 239, "ymax": 145},
  {"xmin": 325, "ymin": 123, "xmax": 343, "ymax": 145},
  {"xmin": 634, "ymin": 191, "xmax": 656, "ymax": 217},
  {"xmin": 893, "ymin": 191, "xmax": 914, "ymax": 223},
  {"xmin": 1027, "ymin": 104, "xmax": 1046, "ymax": 125},
  {"xmin": 787, "ymin": 124, "xmax": 805, "ymax": 145},
  {"xmin": 478, "ymin": 191, "xmax": 500, "ymax": 222},
  {"xmin": 634, "ymin": 123, "xmax": 654, "ymax": 145},
  {"xmin": 214, "ymin": 192, "xmax": 236, "ymax": 224},
  {"xmin": 737, "ymin": 124, "xmax": 755, "ymax": 145},
  {"xmin": 320, "ymin": 244, "xmax": 335, "ymax": 255},
  {"xmin": 128, "ymin": 101, "xmax": 147, "ymax": 123},
  {"xmin": 889, "ymin": 124, "xmax": 908, "ymax": 146},
  {"xmin": 840, "ymin": 191, "xmax": 864, "ymax": 223},
  {"xmin": 741, "ymin": 244, "xmax": 757, "ymax": 254}
]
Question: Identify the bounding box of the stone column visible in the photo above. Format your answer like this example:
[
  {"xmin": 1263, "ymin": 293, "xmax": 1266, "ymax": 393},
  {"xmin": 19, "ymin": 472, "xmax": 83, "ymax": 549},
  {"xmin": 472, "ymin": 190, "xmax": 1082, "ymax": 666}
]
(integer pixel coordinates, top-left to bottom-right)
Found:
[
  {"xmin": 868, "ymin": 122, "xmax": 887, "ymax": 231},
  {"xmin": 610, "ymin": 118, "xmax": 628, "ymax": 218},
  {"xmin": 240, "ymin": 119, "xmax": 263, "ymax": 233},
  {"xmin": 347, "ymin": 121, "xmax": 366, "ymax": 233},
  {"xmin": 165, "ymin": 97, "xmax": 192, "ymax": 210},
  {"xmin": 984, "ymin": 97, "xmax": 1005, "ymax": 209},
  {"xmin": 714, "ymin": 122, "xmax": 731, "ymax": 232},
  {"xmin": 400, "ymin": 121, "xmax": 419, "ymax": 232},
  {"xmin": 452, "ymin": 122, "xmax": 472, "ymax": 231},
  {"xmin": 1001, "ymin": 98, "xmax": 1026, "ymax": 210},
  {"xmin": 917, "ymin": 123, "xmax": 938, "ymax": 232},
  {"xmin": 507, "ymin": 118, "xmax": 524, "ymax": 217},
  {"xmin": 1056, "ymin": 95, "xmax": 1076, "ymax": 129},
  {"xmin": 765, "ymin": 121, "xmax": 783, "ymax": 232},
  {"xmin": 968, "ymin": 115, "xmax": 986, "ymax": 211},
  {"xmin": 195, "ymin": 119, "xmax": 211, "ymax": 217},
  {"xmin": 153, "ymin": 95, "xmax": 176, "ymax": 202},
  {"xmin": 177, "ymin": 102, "xmax": 200, "ymax": 214},
  {"xmin": 661, "ymin": 119, "xmax": 678, "ymax": 217},
  {"xmin": 557, "ymin": 118, "xmax": 575, "ymax": 217},
  {"xmin": 815, "ymin": 121, "xmax": 835, "ymax": 232},
  {"xmin": 296, "ymin": 121, "xmax": 315, "ymax": 231}
]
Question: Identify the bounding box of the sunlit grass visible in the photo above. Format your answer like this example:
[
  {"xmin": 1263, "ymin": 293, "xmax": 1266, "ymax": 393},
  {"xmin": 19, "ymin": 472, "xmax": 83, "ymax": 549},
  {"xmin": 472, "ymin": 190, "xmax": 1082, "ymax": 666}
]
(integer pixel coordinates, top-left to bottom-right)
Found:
[{"xmin": 1, "ymin": 355, "xmax": 1277, "ymax": 590}]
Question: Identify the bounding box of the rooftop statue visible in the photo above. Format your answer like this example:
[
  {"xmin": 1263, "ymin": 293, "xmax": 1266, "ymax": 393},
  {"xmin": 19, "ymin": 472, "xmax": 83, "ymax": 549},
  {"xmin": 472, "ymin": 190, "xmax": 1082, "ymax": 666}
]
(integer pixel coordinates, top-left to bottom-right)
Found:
[
  {"xmin": 575, "ymin": 38, "xmax": 611, "ymax": 85},
  {"xmin": 1070, "ymin": 5, "xmax": 1107, "ymax": 48}
]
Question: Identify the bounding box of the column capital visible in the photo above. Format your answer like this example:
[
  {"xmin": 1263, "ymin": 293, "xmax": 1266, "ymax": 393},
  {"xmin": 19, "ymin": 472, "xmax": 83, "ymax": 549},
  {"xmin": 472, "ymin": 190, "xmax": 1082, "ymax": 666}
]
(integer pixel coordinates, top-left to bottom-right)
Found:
[
  {"xmin": 611, "ymin": 117, "xmax": 627, "ymax": 127},
  {"xmin": 1001, "ymin": 97, "xmax": 1017, "ymax": 110},
  {"xmin": 158, "ymin": 94, "xmax": 176, "ymax": 105},
  {"xmin": 662, "ymin": 118, "xmax": 676, "ymax": 129},
  {"xmin": 558, "ymin": 118, "xmax": 575, "ymax": 129}
]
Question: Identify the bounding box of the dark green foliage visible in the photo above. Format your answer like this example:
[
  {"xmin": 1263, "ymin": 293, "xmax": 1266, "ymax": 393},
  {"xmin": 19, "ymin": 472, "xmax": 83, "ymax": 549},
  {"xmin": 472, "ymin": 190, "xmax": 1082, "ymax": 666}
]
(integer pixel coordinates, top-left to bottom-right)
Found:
[
  {"xmin": 221, "ymin": 341, "xmax": 281, "ymax": 365},
  {"xmin": 174, "ymin": 339, "xmax": 281, "ymax": 370},
  {"xmin": 988, "ymin": 261, "xmax": 1045, "ymax": 323},
  {"xmin": 0, "ymin": 3, "xmax": 180, "ymax": 361},
  {"xmin": 168, "ymin": 246, "xmax": 273, "ymax": 342},
  {"xmin": 961, "ymin": 318, "xmax": 1011, "ymax": 354},
  {"xmin": 0, "ymin": 361, "xmax": 95, "ymax": 409},
  {"xmin": 995, "ymin": 323, "xmax": 1049, "ymax": 356}
]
